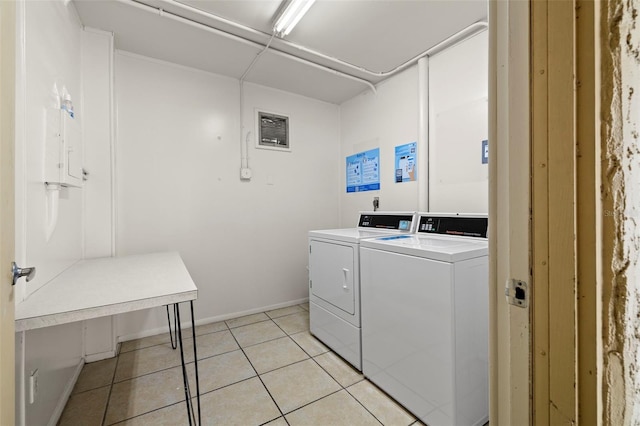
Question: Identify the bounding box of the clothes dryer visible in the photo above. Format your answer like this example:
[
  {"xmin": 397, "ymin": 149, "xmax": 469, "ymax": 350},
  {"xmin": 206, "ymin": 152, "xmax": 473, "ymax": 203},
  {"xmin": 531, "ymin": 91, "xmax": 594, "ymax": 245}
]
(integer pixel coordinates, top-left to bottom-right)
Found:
[
  {"xmin": 360, "ymin": 214, "xmax": 489, "ymax": 426},
  {"xmin": 308, "ymin": 212, "xmax": 417, "ymax": 370}
]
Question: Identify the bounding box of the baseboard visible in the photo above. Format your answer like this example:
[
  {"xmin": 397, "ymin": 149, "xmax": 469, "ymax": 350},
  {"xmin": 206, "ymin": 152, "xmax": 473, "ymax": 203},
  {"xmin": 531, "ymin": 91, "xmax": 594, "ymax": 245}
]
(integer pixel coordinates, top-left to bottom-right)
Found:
[
  {"xmin": 118, "ymin": 297, "xmax": 309, "ymax": 343},
  {"xmin": 84, "ymin": 350, "xmax": 117, "ymax": 363},
  {"xmin": 47, "ymin": 358, "xmax": 84, "ymax": 426},
  {"xmin": 194, "ymin": 297, "xmax": 309, "ymax": 328}
]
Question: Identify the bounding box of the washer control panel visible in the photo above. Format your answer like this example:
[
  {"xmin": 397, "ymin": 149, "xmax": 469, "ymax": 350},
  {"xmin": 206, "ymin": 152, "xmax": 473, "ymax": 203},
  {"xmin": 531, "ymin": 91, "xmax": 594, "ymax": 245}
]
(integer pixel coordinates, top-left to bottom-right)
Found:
[{"xmin": 418, "ymin": 215, "xmax": 488, "ymax": 238}]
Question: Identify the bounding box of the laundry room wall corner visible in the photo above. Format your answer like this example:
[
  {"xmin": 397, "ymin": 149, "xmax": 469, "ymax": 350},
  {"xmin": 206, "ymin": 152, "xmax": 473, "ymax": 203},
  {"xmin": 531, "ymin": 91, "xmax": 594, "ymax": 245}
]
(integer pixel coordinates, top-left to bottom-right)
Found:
[{"xmin": 113, "ymin": 53, "xmax": 341, "ymax": 339}]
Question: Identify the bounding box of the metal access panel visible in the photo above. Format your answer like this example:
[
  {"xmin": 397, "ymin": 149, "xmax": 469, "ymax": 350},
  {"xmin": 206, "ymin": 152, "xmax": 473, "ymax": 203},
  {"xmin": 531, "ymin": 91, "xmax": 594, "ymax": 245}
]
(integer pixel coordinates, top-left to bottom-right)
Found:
[{"xmin": 257, "ymin": 111, "xmax": 289, "ymax": 150}]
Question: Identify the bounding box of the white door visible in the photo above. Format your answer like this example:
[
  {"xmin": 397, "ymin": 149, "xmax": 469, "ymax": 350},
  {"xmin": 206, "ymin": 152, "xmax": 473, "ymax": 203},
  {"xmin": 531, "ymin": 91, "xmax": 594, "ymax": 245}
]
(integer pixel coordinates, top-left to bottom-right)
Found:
[
  {"xmin": 309, "ymin": 240, "xmax": 356, "ymax": 315},
  {"xmin": 0, "ymin": 2, "xmax": 16, "ymax": 424}
]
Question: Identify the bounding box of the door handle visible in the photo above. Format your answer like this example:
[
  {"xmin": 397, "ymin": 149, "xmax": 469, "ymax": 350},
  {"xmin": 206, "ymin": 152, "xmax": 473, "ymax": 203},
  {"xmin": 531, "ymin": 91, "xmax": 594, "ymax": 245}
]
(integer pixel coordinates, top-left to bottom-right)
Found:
[
  {"xmin": 342, "ymin": 268, "xmax": 349, "ymax": 291},
  {"xmin": 12, "ymin": 262, "xmax": 36, "ymax": 286}
]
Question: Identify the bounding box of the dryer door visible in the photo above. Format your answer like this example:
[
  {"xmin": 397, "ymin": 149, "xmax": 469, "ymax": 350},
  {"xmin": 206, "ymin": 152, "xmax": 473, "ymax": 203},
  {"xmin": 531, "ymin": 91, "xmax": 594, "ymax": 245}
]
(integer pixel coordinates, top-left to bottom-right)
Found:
[{"xmin": 309, "ymin": 240, "xmax": 356, "ymax": 315}]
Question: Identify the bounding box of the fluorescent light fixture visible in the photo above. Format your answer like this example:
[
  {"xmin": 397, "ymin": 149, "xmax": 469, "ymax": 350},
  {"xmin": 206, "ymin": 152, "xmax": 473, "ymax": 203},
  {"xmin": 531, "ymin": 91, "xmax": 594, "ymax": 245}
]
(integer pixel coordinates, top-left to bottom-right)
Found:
[{"xmin": 273, "ymin": 0, "xmax": 316, "ymax": 36}]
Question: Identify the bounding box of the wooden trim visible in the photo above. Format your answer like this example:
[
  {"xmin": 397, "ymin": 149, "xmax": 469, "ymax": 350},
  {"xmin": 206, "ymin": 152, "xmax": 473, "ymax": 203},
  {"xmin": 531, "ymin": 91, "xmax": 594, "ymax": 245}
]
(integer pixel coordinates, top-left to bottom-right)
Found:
[
  {"xmin": 532, "ymin": 0, "xmax": 602, "ymax": 423},
  {"xmin": 575, "ymin": 0, "xmax": 600, "ymax": 424},
  {"xmin": 531, "ymin": 0, "xmax": 551, "ymax": 423},
  {"xmin": 490, "ymin": 2, "xmax": 532, "ymax": 424},
  {"xmin": 546, "ymin": 0, "xmax": 577, "ymax": 421},
  {"xmin": 487, "ymin": 0, "xmax": 498, "ymax": 421},
  {"xmin": 0, "ymin": 1, "xmax": 16, "ymax": 425}
]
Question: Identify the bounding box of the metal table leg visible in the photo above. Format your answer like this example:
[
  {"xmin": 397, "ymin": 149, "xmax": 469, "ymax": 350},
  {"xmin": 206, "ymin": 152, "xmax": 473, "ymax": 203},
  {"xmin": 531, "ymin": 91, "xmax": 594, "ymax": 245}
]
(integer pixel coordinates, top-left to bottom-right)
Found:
[
  {"xmin": 166, "ymin": 304, "xmax": 178, "ymax": 349},
  {"xmin": 169, "ymin": 302, "xmax": 201, "ymax": 426},
  {"xmin": 190, "ymin": 301, "xmax": 202, "ymax": 424}
]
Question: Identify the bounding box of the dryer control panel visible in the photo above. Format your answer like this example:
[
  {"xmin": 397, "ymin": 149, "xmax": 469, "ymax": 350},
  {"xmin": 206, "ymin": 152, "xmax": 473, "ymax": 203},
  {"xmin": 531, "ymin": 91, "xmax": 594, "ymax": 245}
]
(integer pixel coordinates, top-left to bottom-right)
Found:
[
  {"xmin": 418, "ymin": 215, "xmax": 488, "ymax": 238},
  {"xmin": 358, "ymin": 213, "xmax": 415, "ymax": 231}
]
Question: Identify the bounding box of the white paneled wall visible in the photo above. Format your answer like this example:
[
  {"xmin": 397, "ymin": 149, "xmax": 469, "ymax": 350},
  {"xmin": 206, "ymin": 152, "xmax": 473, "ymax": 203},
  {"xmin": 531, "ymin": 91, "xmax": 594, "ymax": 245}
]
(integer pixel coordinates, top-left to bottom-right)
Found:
[
  {"xmin": 18, "ymin": 0, "xmax": 84, "ymax": 299},
  {"xmin": 338, "ymin": 31, "xmax": 489, "ymax": 224},
  {"xmin": 339, "ymin": 67, "xmax": 420, "ymax": 226},
  {"xmin": 82, "ymin": 29, "xmax": 114, "ymax": 260},
  {"xmin": 428, "ymin": 31, "xmax": 489, "ymax": 213},
  {"xmin": 113, "ymin": 52, "xmax": 341, "ymax": 340},
  {"xmin": 81, "ymin": 28, "xmax": 116, "ymax": 361},
  {"xmin": 15, "ymin": 1, "xmax": 85, "ymax": 425}
]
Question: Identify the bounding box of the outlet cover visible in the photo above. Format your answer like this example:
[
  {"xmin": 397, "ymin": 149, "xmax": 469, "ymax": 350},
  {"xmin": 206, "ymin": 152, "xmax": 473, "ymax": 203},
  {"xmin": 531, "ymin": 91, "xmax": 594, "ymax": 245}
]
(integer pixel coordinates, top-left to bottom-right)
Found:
[{"xmin": 240, "ymin": 168, "xmax": 252, "ymax": 180}]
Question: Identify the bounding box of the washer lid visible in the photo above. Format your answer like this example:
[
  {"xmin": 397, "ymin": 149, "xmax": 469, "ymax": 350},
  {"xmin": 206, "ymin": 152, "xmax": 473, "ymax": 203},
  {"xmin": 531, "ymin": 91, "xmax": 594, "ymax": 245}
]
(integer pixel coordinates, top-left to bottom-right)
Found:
[
  {"xmin": 309, "ymin": 211, "xmax": 417, "ymax": 243},
  {"xmin": 360, "ymin": 234, "xmax": 488, "ymax": 262},
  {"xmin": 308, "ymin": 228, "xmax": 407, "ymax": 244}
]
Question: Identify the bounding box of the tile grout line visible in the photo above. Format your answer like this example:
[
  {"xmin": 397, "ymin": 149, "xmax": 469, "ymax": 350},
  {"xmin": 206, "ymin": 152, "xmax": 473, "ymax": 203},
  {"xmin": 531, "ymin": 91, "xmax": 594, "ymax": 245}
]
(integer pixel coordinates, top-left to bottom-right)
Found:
[
  {"xmin": 75, "ymin": 304, "xmax": 351, "ymax": 426},
  {"xmin": 107, "ymin": 325, "xmax": 238, "ymax": 424},
  {"xmin": 226, "ymin": 316, "xmax": 272, "ymax": 330},
  {"xmin": 265, "ymin": 315, "xmax": 357, "ymax": 421},
  {"xmin": 119, "ymin": 323, "xmax": 231, "ymax": 355},
  {"xmin": 105, "ymin": 327, "xmax": 209, "ymax": 424},
  {"xmin": 279, "ymin": 387, "xmax": 344, "ymax": 417},
  {"xmin": 106, "ymin": 339, "xmax": 315, "ymax": 422},
  {"xmin": 298, "ymin": 327, "xmax": 389, "ymax": 425},
  {"xmin": 233, "ymin": 333, "xmax": 289, "ymax": 350},
  {"xmin": 113, "ymin": 332, "xmax": 247, "ymax": 385},
  {"xmin": 304, "ymin": 356, "xmax": 389, "ymax": 426},
  {"xmin": 343, "ymin": 383, "xmax": 387, "ymax": 426},
  {"xmin": 101, "ymin": 342, "xmax": 121, "ymax": 426},
  {"xmin": 227, "ymin": 318, "xmax": 290, "ymax": 425},
  {"xmin": 108, "ymin": 400, "xmax": 185, "ymax": 425},
  {"xmin": 341, "ymin": 366, "xmax": 420, "ymax": 426}
]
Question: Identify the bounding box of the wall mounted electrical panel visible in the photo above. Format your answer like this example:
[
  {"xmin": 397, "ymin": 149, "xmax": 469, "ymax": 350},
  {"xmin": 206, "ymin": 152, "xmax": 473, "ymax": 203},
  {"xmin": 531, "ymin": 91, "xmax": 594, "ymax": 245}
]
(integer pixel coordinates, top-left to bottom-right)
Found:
[{"xmin": 45, "ymin": 108, "xmax": 83, "ymax": 188}]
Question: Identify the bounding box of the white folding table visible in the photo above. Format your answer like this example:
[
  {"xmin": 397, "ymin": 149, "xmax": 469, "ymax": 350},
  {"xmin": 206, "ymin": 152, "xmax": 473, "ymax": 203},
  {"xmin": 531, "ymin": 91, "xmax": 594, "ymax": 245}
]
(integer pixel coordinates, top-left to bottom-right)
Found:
[{"xmin": 15, "ymin": 251, "xmax": 202, "ymax": 425}]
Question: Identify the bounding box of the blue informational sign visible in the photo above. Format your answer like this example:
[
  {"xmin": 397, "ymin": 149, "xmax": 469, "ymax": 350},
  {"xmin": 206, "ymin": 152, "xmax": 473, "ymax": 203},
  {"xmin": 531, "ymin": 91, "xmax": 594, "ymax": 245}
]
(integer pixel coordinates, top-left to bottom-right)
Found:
[
  {"xmin": 394, "ymin": 142, "xmax": 417, "ymax": 183},
  {"xmin": 346, "ymin": 148, "xmax": 380, "ymax": 193},
  {"xmin": 482, "ymin": 140, "xmax": 489, "ymax": 164}
]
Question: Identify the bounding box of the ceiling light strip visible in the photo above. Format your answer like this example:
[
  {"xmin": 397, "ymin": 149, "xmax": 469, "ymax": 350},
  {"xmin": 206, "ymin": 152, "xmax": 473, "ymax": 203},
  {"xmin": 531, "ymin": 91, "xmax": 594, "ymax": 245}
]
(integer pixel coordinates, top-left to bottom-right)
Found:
[{"xmin": 274, "ymin": 0, "xmax": 316, "ymax": 36}]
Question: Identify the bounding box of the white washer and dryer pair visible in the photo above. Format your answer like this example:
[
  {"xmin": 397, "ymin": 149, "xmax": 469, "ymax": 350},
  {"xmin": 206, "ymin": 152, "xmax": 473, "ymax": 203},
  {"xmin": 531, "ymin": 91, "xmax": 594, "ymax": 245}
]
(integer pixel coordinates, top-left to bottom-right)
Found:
[
  {"xmin": 308, "ymin": 212, "xmax": 417, "ymax": 371},
  {"xmin": 360, "ymin": 213, "xmax": 489, "ymax": 426}
]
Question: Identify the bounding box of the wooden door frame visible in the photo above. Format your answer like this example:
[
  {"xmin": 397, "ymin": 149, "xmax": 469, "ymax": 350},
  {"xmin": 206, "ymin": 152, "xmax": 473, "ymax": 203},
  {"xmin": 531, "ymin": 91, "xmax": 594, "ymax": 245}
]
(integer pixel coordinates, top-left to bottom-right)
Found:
[
  {"xmin": 0, "ymin": 1, "xmax": 16, "ymax": 425},
  {"xmin": 489, "ymin": 0, "xmax": 531, "ymax": 424},
  {"xmin": 492, "ymin": 0, "xmax": 602, "ymax": 424},
  {"xmin": 530, "ymin": 0, "xmax": 600, "ymax": 424}
]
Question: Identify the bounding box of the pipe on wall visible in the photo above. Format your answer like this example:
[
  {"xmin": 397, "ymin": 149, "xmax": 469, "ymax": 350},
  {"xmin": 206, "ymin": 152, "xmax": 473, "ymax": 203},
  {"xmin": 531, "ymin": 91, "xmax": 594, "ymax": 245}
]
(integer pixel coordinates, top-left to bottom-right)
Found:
[
  {"xmin": 121, "ymin": 0, "xmax": 377, "ymax": 94},
  {"xmin": 417, "ymin": 57, "xmax": 429, "ymax": 212},
  {"xmin": 162, "ymin": 0, "xmax": 487, "ymax": 79},
  {"xmin": 239, "ymin": 33, "xmax": 276, "ymax": 176},
  {"xmin": 124, "ymin": 0, "xmax": 484, "ymax": 90}
]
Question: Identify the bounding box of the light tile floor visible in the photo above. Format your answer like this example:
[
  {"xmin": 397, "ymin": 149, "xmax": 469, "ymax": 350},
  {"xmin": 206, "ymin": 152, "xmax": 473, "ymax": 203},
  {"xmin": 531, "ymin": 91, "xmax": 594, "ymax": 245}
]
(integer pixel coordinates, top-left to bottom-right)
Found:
[{"xmin": 59, "ymin": 303, "xmax": 423, "ymax": 426}]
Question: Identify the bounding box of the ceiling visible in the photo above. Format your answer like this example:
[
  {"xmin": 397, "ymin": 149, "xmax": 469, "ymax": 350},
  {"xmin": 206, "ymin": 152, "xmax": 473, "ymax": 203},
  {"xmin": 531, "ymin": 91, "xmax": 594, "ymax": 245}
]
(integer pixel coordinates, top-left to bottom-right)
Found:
[{"xmin": 73, "ymin": 0, "xmax": 488, "ymax": 104}]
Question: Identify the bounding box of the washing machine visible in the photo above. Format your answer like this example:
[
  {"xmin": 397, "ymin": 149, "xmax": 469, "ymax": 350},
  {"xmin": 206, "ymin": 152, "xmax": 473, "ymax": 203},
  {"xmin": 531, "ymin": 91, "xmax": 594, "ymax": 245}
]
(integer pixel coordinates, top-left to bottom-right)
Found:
[
  {"xmin": 308, "ymin": 212, "xmax": 417, "ymax": 370},
  {"xmin": 360, "ymin": 213, "xmax": 489, "ymax": 426}
]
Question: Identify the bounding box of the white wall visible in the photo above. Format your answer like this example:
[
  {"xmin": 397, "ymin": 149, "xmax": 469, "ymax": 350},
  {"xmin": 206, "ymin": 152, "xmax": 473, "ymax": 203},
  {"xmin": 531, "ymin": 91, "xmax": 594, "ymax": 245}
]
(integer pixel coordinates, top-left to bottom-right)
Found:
[
  {"xmin": 17, "ymin": 0, "xmax": 84, "ymax": 299},
  {"xmin": 429, "ymin": 31, "xmax": 489, "ymax": 213},
  {"xmin": 82, "ymin": 29, "xmax": 114, "ymax": 260},
  {"xmin": 113, "ymin": 52, "xmax": 341, "ymax": 339},
  {"xmin": 81, "ymin": 28, "xmax": 117, "ymax": 361},
  {"xmin": 339, "ymin": 67, "xmax": 420, "ymax": 226},
  {"xmin": 15, "ymin": 1, "xmax": 84, "ymax": 424},
  {"xmin": 338, "ymin": 31, "xmax": 489, "ymax": 225}
]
